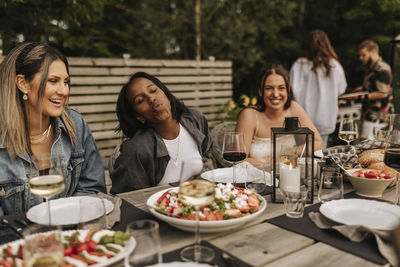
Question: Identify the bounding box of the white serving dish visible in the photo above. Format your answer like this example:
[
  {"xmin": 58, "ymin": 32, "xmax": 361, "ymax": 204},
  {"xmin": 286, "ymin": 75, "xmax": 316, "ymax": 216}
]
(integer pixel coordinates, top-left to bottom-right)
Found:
[
  {"xmin": 201, "ymin": 165, "xmax": 271, "ymax": 185},
  {"xmin": 0, "ymin": 229, "xmax": 135, "ymax": 267},
  {"xmin": 320, "ymin": 198, "xmax": 400, "ymax": 230},
  {"xmin": 345, "ymin": 169, "xmax": 394, "ymax": 198},
  {"xmin": 27, "ymin": 196, "xmax": 114, "ymax": 225},
  {"xmin": 146, "ymin": 187, "xmax": 267, "ymax": 233}
]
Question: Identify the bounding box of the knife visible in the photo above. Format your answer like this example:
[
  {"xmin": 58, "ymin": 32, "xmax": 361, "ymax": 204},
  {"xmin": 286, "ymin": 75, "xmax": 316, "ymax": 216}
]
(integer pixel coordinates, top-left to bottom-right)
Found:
[{"xmin": 1, "ymin": 219, "xmax": 23, "ymax": 238}]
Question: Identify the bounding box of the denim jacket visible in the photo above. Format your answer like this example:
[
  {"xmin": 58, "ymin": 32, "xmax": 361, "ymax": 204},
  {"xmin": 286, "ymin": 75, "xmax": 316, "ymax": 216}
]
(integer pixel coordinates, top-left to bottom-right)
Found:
[{"xmin": 0, "ymin": 109, "xmax": 106, "ymax": 216}]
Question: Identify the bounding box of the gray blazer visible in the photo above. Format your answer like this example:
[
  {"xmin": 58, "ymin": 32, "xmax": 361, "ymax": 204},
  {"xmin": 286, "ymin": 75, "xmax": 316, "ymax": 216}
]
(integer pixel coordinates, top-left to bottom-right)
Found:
[{"xmin": 110, "ymin": 108, "xmax": 213, "ymax": 194}]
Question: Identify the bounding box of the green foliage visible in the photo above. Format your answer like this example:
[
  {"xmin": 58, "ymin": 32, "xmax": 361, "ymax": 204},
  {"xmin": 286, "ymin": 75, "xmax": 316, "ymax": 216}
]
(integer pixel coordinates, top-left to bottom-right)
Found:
[
  {"xmin": 217, "ymin": 94, "xmax": 258, "ymax": 122},
  {"xmin": 1, "ymin": 0, "xmax": 400, "ymax": 103}
]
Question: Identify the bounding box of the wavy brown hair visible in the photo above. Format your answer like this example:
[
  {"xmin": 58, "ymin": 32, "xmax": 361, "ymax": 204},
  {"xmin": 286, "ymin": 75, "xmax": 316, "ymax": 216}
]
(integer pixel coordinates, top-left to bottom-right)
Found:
[
  {"xmin": 255, "ymin": 64, "xmax": 292, "ymax": 111},
  {"xmin": 0, "ymin": 42, "xmax": 76, "ymax": 159},
  {"xmin": 306, "ymin": 30, "xmax": 338, "ymax": 76}
]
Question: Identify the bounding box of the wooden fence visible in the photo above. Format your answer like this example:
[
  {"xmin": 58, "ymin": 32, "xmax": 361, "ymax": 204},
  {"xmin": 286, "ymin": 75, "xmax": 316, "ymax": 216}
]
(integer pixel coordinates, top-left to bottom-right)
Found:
[{"xmin": 0, "ymin": 56, "xmax": 233, "ymax": 166}]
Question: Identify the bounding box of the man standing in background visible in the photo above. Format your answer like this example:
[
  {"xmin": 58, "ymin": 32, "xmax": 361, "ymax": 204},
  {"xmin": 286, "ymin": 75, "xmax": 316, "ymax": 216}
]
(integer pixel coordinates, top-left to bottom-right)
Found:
[{"xmin": 357, "ymin": 40, "xmax": 393, "ymax": 139}]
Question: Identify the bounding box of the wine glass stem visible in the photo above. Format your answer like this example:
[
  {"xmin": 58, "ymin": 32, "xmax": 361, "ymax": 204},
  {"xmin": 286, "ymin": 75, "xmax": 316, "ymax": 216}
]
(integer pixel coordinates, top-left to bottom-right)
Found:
[
  {"xmin": 45, "ymin": 197, "xmax": 51, "ymax": 225},
  {"xmin": 233, "ymin": 162, "xmax": 236, "ymax": 184},
  {"xmin": 194, "ymin": 206, "xmax": 201, "ymax": 262},
  {"xmin": 396, "ymin": 172, "xmax": 399, "ymax": 206}
]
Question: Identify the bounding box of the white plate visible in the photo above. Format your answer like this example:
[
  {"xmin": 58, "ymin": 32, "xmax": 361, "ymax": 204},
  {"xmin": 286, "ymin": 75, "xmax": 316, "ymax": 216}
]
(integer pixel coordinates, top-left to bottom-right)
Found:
[
  {"xmin": 314, "ymin": 150, "xmax": 323, "ymax": 158},
  {"xmin": 201, "ymin": 165, "xmax": 271, "ymax": 185},
  {"xmin": 320, "ymin": 199, "xmax": 400, "ymax": 230},
  {"xmin": 27, "ymin": 196, "xmax": 114, "ymax": 225},
  {"xmin": 146, "ymin": 187, "xmax": 267, "ymax": 233},
  {"xmin": 148, "ymin": 262, "xmax": 213, "ymax": 267},
  {"xmin": 0, "ymin": 229, "xmax": 135, "ymax": 267}
]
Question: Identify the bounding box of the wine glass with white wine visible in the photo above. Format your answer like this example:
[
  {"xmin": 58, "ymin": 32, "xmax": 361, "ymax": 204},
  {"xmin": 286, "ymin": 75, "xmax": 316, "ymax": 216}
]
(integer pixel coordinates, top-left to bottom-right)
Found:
[
  {"xmin": 179, "ymin": 159, "xmax": 215, "ymax": 263},
  {"xmin": 29, "ymin": 154, "xmax": 65, "ymax": 225},
  {"xmin": 338, "ymin": 118, "xmax": 359, "ymax": 146}
]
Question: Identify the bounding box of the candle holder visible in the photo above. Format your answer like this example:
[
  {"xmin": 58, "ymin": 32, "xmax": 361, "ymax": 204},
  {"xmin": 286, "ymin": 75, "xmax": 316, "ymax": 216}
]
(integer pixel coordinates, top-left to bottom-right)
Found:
[{"xmin": 271, "ymin": 117, "xmax": 314, "ymax": 203}]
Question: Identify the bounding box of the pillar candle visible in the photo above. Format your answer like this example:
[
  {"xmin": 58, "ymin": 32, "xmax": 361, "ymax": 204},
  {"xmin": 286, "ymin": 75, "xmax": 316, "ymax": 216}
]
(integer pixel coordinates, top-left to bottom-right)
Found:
[{"xmin": 280, "ymin": 162, "xmax": 300, "ymax": 192}]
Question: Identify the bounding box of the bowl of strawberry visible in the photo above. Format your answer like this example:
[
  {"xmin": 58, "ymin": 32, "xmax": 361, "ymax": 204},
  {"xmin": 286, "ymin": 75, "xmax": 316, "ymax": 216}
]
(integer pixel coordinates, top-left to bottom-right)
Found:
[{"xmin": 346, "ymin": 169, "xmax": 395, "ymax": 198}]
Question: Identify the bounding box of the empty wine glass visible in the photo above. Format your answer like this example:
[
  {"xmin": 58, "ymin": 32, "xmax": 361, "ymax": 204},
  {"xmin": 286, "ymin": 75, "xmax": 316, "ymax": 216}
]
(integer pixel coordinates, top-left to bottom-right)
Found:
[
  {"xmin": 78, "ymin": 197, "xmax": 108, "ymax": 230},
  {"xmin": 179, "ymin": 160, "xmax": 215, "ymax": 263},
  {"xmin": 384, "ymin": 114, "xmax": 400, "ymax": 205},
  {"xmin": 23, "ymin": 224, "xmax": 63, "ymax": 267},
  {"xmin": 338, "ymin": 118, "xmax": 359, "ymax": 146},
  {"xmin": 245, "ymin": 163, "xmax": 268, "ymax": 194},
  {"xmin": 124, "ymin": 220, "xmax": 162, "ymax": 266},
  {"xmin": 373, "ymin": 126, "xmax": 388, "ymax": 141},
  {"xmin": 222, "ymin": 132, "xmax": 246, "ymax": 184},
  {"xmin": 29, "ymin": 154, "xmax": 65, "ymax": 225}
]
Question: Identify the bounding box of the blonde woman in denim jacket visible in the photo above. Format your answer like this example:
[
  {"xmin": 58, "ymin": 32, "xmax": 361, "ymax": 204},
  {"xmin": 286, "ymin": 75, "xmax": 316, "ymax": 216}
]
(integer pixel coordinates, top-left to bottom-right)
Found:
[{"xmin": 0, "ymin": 42, "xmax": 106, "ymax": 215}]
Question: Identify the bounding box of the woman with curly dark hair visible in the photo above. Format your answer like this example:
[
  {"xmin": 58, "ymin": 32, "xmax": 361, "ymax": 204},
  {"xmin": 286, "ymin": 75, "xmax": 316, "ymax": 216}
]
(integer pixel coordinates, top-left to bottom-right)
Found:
[{"xmin": 110, "ymin": 72, "xmax": 213, "ymax": 193}]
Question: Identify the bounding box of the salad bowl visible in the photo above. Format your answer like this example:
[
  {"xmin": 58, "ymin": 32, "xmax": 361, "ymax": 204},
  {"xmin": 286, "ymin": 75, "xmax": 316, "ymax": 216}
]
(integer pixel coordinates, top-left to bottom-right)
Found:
[{"xmin": 146, "ymin": 186, "xmax": 267, "ymax": 233}]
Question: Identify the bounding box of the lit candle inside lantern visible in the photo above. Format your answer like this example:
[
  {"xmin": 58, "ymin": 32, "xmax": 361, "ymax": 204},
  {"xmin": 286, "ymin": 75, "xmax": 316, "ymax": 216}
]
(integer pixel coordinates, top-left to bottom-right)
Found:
[{"xmin": 280, "ymin": 162, "xmax": 300, "ymax": 192}]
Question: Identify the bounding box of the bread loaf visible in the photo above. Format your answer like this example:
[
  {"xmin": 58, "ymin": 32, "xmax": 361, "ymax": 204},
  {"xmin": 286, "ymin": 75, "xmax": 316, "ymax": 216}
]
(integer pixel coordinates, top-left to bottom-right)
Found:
[
  {"xmin": 358, "ymin": 149, "xmax": 384, "ymax": 166},
  {"xmin": 367, "ymin": 162, "xmax": 397, "ymax": 187}
]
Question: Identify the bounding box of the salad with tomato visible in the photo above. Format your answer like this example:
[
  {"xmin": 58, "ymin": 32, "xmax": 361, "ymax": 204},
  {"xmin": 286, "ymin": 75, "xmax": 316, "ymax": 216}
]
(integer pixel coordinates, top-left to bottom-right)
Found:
[
  {"xmin": 156, "ymin": 183, "xmax": 261, "ymax": 221},
  {"xmin": 0, "ymin": 229, "xmax": 131, "ymax": 267}
]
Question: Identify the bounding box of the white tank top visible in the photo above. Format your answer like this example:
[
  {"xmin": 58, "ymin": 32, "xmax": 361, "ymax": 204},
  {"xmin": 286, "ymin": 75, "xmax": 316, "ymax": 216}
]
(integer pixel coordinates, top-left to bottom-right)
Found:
[
  {"xmin": 158, "ymin": 124, "xmax": 202, "ymax": 185},
  {"xmin": 249, "ymin": 112, "xmax": 296, "ymax": 162}
]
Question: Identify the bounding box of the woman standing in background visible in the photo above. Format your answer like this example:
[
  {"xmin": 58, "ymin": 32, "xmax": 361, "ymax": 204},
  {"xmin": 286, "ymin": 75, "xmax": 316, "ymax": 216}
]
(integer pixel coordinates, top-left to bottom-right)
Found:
[{"xmin": 290, "ymin": 30, "xmax": 347, "ymax": 147}]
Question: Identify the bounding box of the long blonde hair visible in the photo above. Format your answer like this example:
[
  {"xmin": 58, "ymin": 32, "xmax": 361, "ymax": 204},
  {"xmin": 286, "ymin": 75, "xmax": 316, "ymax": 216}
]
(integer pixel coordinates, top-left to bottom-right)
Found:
[{"xmin": 0, "ymin": 42, "xmax": 76, "ymax": 159}]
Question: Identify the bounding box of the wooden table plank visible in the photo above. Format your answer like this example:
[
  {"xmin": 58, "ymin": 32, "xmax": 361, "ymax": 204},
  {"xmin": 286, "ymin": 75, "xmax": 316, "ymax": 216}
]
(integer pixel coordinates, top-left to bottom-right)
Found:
[
  {"xmin": 263, "ymin": 242, "xmax": 387, "ymax": 267},
  {"xmin": 209, "ymin": 222, "xmax": 314, "ymax": 266}
]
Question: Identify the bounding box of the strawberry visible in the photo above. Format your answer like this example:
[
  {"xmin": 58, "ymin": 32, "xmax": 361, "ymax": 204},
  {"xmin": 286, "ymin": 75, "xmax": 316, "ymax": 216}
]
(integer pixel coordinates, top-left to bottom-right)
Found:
[
  {"xmin": 64, "ymin": 245, "xmax": 73, "ymax": 257},
  {"xmin": 213, "ymin": 211, "xmax": 224, "ymax": 220},
  {"xmin": 202, "ymin": 210, "xmax": 216, "ymax": 221},
  {"xmin": 225, "ymin": 209, "xmax": 241, "ymax": 218},
  {"xmin": 0, "ymin": 259, "xmax": 13, "ymax": 267},
  {"xmin": 75, "ymin": 242, "xmax": 89, "ymax": 254},
  {"xmin": 248, "ymin": 194, "xmax": 260, "ymax": 211},
  {"xmin": 364, "ymin": 171, "xmax": 377, "ymax": 179},
  {"xmin": 157, "ymin": 190, "xmax": 171, "ymax": 204},
  {"xmin": 89, "ymin": 251, "xmax": 113, "ymax": 258},
  {"xmin": 70, "ymin": 254, "xmax": 97, "ymax": 265},
  {"xmin": 87, "ymin": 240, "xmax": 98, "ymax": 252}
]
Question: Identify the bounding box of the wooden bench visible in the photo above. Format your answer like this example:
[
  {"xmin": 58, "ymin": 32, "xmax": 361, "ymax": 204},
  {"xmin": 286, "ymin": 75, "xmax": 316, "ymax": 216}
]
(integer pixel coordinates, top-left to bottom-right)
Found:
[{"xmin": 67, "ymin": 57, "xmax": 232, "ymax": 167}]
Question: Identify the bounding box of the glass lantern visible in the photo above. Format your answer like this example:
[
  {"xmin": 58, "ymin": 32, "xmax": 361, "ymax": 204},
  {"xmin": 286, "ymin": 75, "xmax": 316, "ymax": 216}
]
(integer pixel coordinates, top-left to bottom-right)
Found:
[{"xmin": 271, "ymin": 117, "xmax": 314, "ymax": 203}]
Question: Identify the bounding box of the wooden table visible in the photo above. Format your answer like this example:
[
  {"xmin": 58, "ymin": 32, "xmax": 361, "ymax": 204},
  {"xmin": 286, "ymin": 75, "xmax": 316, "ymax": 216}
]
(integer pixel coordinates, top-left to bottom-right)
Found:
[{"xmin": 117, "ymin": 184, "xmax": 396, "ymax": 267}]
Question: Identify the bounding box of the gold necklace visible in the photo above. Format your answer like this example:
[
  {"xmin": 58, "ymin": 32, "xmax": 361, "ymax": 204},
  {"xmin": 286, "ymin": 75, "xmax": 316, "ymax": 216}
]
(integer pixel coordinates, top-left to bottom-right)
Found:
[
  {"xmin": 169, "ymin": 125, "xmax": 180, "ymax": 166},
  {"xmin": 30, "ymin": 124, "xmax": 52, "ymax": 145},
  {"xmin": 170, "ymin": 134, "xmax": 180, "ymax": 166}
]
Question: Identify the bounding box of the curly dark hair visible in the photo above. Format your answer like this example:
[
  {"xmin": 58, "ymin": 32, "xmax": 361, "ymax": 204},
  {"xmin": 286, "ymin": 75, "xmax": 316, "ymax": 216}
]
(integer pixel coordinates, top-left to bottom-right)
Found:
[{"xmin": 115, "ymin": 72, "xmax": 188, "ymax": 138}]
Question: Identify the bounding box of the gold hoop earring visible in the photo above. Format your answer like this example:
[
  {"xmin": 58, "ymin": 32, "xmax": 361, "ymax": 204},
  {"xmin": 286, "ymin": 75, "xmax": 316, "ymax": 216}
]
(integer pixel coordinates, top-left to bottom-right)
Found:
[{"xmin": 23, "ymin": 92, "xmax": 28, "ymax": 101}]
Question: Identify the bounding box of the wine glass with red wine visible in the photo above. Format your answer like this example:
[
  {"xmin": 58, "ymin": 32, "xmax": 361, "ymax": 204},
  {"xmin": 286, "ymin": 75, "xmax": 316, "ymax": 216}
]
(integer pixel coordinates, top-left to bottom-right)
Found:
[
  {"xmin": 222, "ymin": 132, "xmax": 246, "ymax": 184},
  {"xmin": 383, "ymin": 114, "xmax": 400, "ymax": 205}
]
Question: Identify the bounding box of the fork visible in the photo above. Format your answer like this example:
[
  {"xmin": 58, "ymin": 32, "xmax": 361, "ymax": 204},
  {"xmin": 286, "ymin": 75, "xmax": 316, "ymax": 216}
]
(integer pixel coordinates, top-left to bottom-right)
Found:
[
  {"xmin": 221, "ymin": 252, "xmax": 239, "ymax": 267},
  {"xmin": 1, "ymin": 218, "xmax": 23, "ymax": 238}
]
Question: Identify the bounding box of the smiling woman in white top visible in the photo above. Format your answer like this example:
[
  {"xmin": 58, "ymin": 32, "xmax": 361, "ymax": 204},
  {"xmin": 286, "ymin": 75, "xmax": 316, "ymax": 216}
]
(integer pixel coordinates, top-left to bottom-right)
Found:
[
  {"xmin": 290, "ymin": 30, "xmax": 347, "ymax": 147},
  {"xmin": 236, "ymin": 64, "xmax": 324, "ymax": 167}
]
